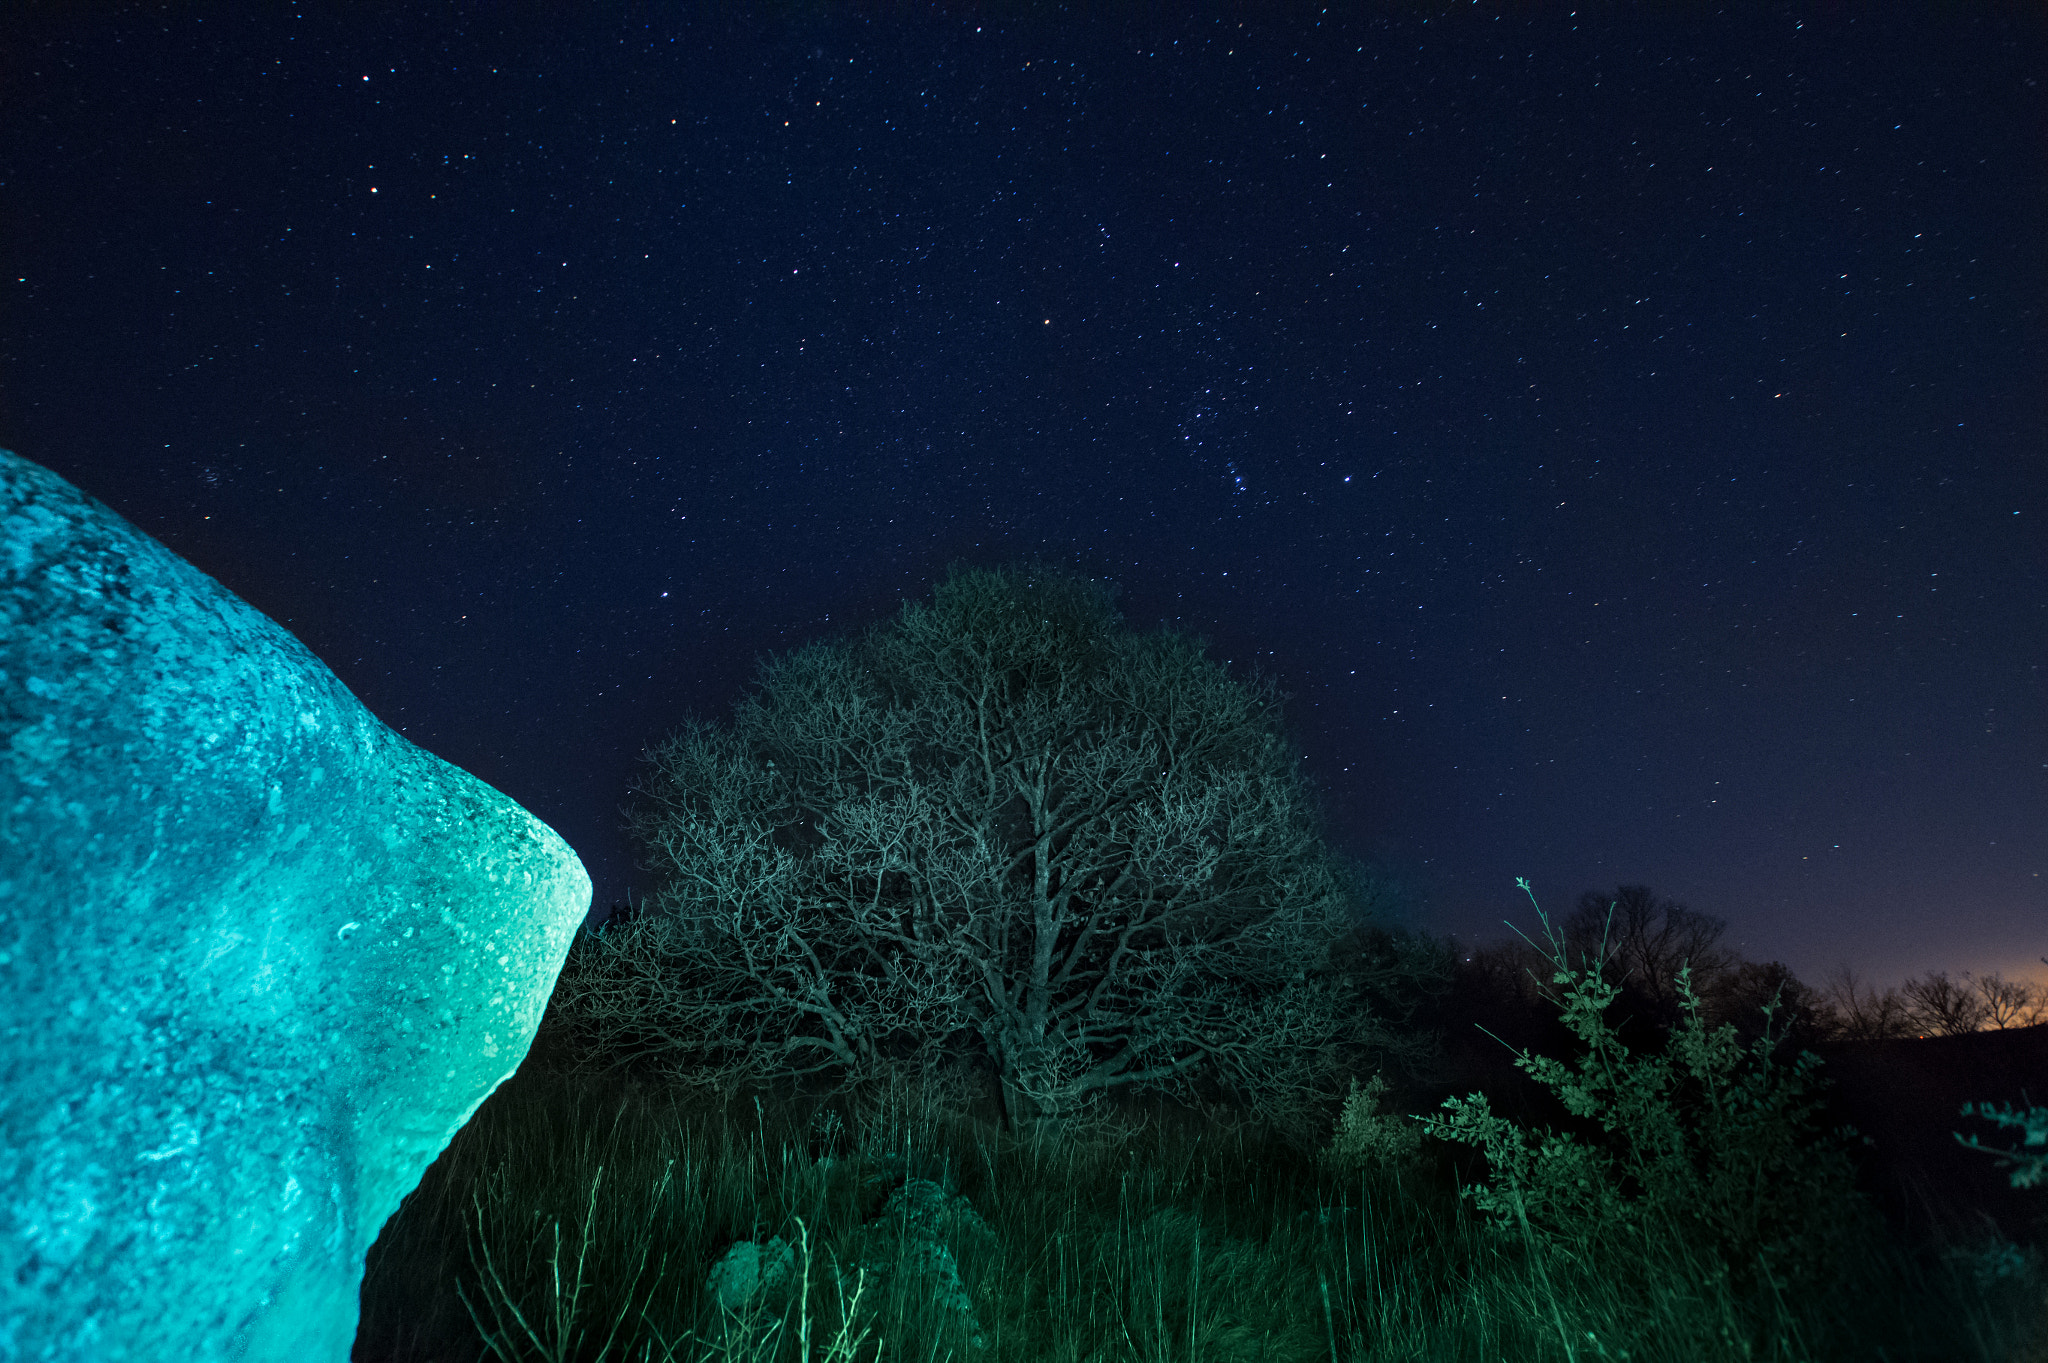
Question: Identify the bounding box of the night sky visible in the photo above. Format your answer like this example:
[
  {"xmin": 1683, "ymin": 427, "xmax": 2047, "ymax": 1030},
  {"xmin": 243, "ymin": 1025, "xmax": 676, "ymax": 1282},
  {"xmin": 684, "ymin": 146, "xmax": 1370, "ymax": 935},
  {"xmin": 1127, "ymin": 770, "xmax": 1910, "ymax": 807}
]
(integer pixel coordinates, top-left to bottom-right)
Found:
[{"xmin": 3, "ymin": 5, "xmax": 2041, "ymax": 991}]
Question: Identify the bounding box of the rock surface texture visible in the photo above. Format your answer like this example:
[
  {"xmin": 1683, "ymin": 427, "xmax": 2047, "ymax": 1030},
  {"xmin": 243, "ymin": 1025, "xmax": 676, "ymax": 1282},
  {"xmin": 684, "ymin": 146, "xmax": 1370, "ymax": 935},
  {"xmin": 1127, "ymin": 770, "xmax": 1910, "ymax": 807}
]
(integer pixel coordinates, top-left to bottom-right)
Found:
[{"xmin": 0, "ymin": 450, "xmax": 590, "ymax": 1361}]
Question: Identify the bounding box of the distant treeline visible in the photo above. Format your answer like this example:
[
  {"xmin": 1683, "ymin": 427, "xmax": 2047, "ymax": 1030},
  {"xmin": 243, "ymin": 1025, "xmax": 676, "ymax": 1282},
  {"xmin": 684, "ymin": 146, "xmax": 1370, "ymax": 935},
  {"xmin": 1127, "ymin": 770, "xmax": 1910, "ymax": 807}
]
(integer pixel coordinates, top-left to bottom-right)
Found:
[{"xmin": 1444, "ymin": 882, "xmax": 2043, "ymax": 1050}]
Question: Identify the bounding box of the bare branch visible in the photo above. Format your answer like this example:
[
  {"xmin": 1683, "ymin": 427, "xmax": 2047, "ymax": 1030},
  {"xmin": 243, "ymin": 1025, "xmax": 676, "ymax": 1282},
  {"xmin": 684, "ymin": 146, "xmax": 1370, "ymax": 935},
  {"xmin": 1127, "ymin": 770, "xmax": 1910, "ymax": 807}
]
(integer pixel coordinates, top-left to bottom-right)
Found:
[{"xmin": 554, "ymin": 566, "xmax": 1435, "ymax": 1131}]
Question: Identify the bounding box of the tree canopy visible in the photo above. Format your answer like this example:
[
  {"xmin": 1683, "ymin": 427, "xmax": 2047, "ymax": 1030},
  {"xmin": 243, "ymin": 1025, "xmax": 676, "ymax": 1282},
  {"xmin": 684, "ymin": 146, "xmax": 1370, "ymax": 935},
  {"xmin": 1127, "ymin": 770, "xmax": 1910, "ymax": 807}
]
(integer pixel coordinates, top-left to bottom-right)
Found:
[{"xmin": 554, "ymin": 564, "xmax": 1432, "ymax": 1128}]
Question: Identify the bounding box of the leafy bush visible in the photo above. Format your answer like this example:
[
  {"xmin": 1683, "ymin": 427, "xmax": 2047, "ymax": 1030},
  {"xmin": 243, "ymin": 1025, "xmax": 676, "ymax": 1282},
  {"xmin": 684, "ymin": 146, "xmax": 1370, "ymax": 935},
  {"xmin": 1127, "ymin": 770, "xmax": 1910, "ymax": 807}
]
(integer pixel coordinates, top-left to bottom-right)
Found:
[
  {"xmin": 1322, "ymin": 1071, "xmax": 1423, "ymax": 1173},
  {"xmin": 1424, "ymin": 878, "xmax": 1872, "ymax": 1293},
  {"xmin": 1957, "ymin": 1100, "xmax": 2048, "ymax": 1189}
]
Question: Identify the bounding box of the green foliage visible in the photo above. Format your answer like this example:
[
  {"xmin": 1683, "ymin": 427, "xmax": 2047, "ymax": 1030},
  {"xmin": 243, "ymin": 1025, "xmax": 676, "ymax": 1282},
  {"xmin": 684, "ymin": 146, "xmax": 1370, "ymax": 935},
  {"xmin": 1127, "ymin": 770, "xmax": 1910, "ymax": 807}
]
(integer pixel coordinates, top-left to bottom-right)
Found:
[
  {"xmin": 1425, "ymin": 879, "xmax": 1871, "ymax": 1294},
  {"xmin": 1957, "ymin": 1101, "xmax": 2048, "ymax": 1189},
  {"xmin": 1322, "ymin": 1071, "xmax": 1424, "ymax": 1173}
]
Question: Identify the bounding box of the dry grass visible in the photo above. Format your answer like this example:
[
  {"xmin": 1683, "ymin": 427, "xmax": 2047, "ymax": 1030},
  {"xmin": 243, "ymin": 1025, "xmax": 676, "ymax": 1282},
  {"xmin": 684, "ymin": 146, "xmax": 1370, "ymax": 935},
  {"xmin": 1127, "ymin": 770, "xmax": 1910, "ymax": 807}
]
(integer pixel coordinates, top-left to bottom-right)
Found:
[{"xmin": 355, "ymin": 1058, "xmax": 2048, "ymax": 1363}]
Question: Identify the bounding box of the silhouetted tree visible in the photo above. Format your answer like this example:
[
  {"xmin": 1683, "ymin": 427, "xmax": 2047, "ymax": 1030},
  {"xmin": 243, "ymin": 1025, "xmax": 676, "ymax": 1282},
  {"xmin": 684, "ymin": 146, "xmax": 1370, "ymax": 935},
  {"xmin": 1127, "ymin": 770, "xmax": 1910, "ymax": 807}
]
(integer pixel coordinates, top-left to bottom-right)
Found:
[
  {"xmin": 1968, "ymin": 972, "xmax": 2046, "ymax": 1030},
  {"xmin": 1442, "ymin": 936, "xmax": 1554, "ymax": 1034},
  {"xmin": 1703, "ymin": 958, "xmax": 1834, "ymax": 1050},
  {"xmin": 1817, "ymin": 967, "xmax": 1915, "ymax": 1041},
  {"xmin": 1811, "ymin": 966, "xmax": 2042, "ymax": 1041},
  {"xmin": 553, "ymin": 564, "xmax": 1433, "ymax": 1131},
  {"xmin": 1900, "ymin": 970, "xmax": 1991, "ymax": 1036},
  {"xmin": 1563, "ymin": 885, "xmax": 1737, "ymax": 1032}
]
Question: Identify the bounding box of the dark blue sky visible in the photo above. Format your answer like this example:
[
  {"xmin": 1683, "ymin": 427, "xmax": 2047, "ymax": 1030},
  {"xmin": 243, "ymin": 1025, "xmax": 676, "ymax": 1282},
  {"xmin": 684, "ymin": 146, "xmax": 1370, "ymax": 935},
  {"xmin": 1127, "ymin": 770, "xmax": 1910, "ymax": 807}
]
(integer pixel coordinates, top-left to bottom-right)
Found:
[{"xmin": 3, "ymin": 4, "xmax": 2041, "ymax": 989}]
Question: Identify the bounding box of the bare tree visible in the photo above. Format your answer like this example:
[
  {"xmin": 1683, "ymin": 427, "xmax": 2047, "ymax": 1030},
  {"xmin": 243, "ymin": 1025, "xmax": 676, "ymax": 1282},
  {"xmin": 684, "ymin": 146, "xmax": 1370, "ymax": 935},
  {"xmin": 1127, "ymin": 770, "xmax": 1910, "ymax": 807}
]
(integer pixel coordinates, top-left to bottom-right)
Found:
[
  {"xmin": 1562, "ymin": 885, "xmax": 1737, "ymax": 1028},
  {"xmin": 553, "ymin": 566, "xmax": 1425, "ymax": 1130},
  {"xmin": 1455, "ymin": 936, "xmax": 1554, "ymax": 1015},
  {"xmin": 1820, "ymin": 966, "xmax": 1916, "ymax": 1041},
  {"xmin": 1969, "ymin": 972, "xmax": 2045, "ymax": 1030},
  {"xmin": 1901, "ymin": 971, "xmax": 1992, "ymax": 1037},
  {"xmin": 1702, "ymin": 958, "xmax": 1833, "ymax": 1048}
]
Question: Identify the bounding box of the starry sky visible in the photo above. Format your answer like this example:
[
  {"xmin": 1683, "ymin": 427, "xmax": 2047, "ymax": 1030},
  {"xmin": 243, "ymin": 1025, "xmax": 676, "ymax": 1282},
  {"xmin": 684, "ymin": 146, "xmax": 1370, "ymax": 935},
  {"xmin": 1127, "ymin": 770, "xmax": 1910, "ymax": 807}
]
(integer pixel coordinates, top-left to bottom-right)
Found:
[{"xmin": 2, "ymin": 4, "xmax": 2041, "ymax": 990}]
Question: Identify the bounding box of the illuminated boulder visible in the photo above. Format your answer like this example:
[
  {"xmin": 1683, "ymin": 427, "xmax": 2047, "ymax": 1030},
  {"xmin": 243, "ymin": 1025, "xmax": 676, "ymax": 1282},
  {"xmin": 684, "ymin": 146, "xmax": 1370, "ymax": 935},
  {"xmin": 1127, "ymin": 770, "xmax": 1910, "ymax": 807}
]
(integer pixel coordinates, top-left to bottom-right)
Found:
[{"xmin": 0, "ymin": 449, "xmax": 590, "ymax": 1361}]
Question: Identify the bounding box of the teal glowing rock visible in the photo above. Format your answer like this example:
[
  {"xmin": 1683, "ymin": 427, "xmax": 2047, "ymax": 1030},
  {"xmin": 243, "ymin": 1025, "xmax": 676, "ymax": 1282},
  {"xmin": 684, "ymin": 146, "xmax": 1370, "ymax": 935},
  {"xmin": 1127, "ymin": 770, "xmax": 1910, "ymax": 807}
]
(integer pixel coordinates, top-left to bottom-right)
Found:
[{"xmin": 0, "ymin": 450, "xmax": 590, "ymax": 1361}]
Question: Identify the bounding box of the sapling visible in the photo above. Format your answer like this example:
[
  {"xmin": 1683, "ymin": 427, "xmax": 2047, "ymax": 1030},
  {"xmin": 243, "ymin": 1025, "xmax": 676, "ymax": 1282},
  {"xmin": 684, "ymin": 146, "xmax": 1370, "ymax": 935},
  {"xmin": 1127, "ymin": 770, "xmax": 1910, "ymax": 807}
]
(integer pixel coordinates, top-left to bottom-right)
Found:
[{"xmin": 1322, "ymin": 1071, "xmax": 1424, "ymax": 1173}]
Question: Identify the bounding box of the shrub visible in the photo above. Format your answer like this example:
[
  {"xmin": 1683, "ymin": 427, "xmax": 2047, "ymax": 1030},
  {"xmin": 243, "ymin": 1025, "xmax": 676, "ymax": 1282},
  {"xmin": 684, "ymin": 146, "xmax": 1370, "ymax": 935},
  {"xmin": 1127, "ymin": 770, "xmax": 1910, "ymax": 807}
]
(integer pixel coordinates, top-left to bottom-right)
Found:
[
  {"xmin": 1321, "ymin": 1071, "xmax": 1423, "ymax": 1174},
  {"xmin": 1957, "ymin": 1100, "xmax": 2048, "ymax": 1189},
  {"xmin": 1424, "ymin": 878, "xmax": 1872, "ymax": 1294}
]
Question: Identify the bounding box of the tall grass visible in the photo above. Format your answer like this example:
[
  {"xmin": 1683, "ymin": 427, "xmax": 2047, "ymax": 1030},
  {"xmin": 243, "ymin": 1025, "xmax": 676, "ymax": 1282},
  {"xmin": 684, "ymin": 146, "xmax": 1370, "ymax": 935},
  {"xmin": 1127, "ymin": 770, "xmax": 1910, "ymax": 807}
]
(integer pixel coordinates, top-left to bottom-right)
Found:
[{"xmin": 356, "ymin": 1060, "xmax": 2047, "ymax": 1363}]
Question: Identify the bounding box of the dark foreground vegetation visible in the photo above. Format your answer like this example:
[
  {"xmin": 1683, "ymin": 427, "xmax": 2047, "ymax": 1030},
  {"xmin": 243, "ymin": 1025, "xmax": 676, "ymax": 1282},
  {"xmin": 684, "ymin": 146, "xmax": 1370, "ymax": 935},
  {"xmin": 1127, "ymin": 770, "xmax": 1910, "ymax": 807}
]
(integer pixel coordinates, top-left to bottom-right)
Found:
[
  {"xmin": 354, "ymin": 929, "xmax": 2048, "ymax": 1363},
  {"xmin": 357, "ymin": 570, "xmax": 2048, "ymax": 1359}
]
